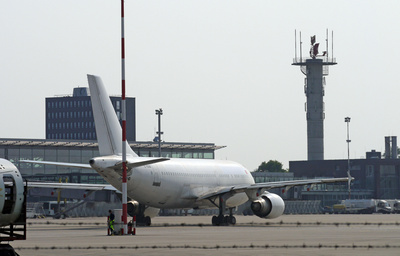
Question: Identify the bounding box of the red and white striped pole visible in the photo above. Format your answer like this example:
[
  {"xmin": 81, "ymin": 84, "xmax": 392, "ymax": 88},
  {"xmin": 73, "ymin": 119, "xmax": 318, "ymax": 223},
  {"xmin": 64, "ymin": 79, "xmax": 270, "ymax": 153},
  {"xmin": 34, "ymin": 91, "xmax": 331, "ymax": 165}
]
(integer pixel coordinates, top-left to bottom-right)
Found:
[{"xmin": 121, "ymin": 0, "xmax": 128, "ymax": 235}]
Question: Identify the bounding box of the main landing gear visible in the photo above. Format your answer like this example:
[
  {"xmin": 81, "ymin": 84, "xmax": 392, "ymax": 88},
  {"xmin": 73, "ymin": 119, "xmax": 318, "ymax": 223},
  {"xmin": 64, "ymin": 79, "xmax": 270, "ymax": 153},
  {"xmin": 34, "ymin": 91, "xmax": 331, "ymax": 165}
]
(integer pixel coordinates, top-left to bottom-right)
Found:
[
  {"xmin": 135, "ymin": 214, "xmax": 151, "ymax": 226},
  {"xmin": 211, "ymin": 195, "xmax": 236, "ymax": 226},
  {"xmin": 127, "ymin": 202, "xmax": 151, "ymax": 226}
]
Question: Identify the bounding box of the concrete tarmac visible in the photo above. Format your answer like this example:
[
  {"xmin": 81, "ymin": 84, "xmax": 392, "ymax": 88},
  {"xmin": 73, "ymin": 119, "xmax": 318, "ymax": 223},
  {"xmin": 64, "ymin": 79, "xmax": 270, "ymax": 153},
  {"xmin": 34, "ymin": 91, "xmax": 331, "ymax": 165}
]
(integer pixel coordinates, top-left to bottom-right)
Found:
[{"xmin": 9, "ymin": 214, "xmax": 400, "ymax": 256}]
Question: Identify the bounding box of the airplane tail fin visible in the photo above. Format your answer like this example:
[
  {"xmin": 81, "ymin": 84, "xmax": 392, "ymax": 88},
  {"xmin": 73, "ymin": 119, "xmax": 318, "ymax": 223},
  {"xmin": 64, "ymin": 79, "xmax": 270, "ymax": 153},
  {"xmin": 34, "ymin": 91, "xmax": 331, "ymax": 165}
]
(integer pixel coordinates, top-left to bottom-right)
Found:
[{"xmin": 87, "ymin": 75, "xmax": 138, "ymax": 157}]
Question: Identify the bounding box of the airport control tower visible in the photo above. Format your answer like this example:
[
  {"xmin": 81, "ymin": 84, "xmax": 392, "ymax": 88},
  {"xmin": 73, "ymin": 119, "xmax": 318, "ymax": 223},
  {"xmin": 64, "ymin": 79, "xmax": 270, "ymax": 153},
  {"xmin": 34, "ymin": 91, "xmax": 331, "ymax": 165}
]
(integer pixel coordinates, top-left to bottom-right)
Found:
[{"xmin": 292, "ymin": 32, "xmax": 337, "ymax": 160}]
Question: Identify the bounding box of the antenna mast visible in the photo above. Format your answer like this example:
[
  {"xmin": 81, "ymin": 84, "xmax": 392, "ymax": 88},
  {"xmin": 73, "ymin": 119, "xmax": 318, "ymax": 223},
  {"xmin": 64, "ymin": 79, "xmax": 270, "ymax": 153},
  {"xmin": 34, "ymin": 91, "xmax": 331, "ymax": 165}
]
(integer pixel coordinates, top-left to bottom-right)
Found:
[
  {"xmin": 326, "ymin": 29, "xmax": 328, "ymax": 59},
  {"xmin": 300, "ymin": 31, "xmax": 302, "ymax": 62},
  {"xmin": 332, "ymin": 30, "xmax": 334, "ymax": 60},
  {"xmin": 295, "ymin": 30, "xmax": 297, "ymax": 61}
]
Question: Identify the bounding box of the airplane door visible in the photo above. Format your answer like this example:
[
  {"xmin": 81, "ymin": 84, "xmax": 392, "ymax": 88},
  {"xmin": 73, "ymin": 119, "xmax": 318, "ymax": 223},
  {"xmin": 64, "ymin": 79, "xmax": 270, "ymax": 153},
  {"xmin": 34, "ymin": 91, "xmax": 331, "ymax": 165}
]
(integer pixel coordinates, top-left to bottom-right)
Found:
[{"xmin": 152, "ymin": 166, "xmax": 161, "ymax": 187}]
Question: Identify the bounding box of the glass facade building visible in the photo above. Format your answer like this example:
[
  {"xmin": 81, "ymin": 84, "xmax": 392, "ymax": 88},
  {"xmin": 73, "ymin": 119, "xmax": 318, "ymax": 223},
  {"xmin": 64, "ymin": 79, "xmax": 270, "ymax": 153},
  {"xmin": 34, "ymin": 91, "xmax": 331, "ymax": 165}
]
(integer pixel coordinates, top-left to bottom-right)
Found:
[{"xmin": 0, "ymin": 139, "xmax": 223, "ymax": 184}]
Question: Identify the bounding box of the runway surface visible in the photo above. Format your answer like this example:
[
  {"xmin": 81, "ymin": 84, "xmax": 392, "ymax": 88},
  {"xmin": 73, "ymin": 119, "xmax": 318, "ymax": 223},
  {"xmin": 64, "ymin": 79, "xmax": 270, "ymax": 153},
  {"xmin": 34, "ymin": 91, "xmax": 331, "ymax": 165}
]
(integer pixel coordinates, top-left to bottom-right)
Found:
[{"xmin": 9, "ymin": 214, "xmax": 400, "ymax": 256}]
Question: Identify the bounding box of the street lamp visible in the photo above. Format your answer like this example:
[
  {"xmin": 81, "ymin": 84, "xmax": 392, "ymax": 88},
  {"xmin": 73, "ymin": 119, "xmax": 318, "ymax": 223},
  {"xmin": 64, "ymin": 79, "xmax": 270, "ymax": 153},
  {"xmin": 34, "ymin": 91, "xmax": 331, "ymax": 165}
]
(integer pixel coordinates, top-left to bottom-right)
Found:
[
  {"xmin": 155, "ymin": 108, "xmax": 163, "ymax": 157},
  {"xmin": 345, "ymin": 117, "xmax": 351, "ymax": 199}
]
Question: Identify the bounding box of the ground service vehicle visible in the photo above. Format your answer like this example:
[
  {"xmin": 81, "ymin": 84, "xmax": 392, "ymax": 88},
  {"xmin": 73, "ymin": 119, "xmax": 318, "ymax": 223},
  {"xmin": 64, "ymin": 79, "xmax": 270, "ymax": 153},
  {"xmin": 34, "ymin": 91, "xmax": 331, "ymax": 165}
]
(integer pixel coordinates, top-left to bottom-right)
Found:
[{"xmin": 333, "ymin": 199, "xmax": 391, "ymax": 214}]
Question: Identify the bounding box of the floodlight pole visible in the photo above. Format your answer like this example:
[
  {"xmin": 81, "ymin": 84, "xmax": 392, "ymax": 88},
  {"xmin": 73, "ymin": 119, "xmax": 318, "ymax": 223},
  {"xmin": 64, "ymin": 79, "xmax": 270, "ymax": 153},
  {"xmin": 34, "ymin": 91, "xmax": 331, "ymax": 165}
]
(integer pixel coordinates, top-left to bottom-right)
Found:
[
  {"xmin": 121, "ymin": 0, "xmax": 128, "ymax": 235},
  {"xmin": 345, "ymin": 117, "xmax": 351, "ymax": 199},
  {"xmin": 155, "ymin": 108, "xmax": 163, "ymax": 157}
]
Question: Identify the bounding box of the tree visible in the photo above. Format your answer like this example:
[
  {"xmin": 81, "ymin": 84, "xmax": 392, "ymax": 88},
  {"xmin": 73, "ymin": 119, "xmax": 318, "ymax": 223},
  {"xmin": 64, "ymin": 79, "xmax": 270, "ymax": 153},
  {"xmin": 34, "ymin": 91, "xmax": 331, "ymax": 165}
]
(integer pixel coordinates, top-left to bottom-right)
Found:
[{"xmin": 255, "ymin": 160, "xmax": 286, "ymax": 173}]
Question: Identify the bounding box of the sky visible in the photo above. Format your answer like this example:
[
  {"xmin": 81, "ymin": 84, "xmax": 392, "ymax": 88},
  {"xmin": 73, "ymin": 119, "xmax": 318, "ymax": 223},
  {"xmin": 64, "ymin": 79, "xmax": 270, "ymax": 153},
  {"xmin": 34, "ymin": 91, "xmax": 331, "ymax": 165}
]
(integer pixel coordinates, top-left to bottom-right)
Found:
[{"xmin": 1, "ymin": 1, "xmax": 400, "ymax": 171}]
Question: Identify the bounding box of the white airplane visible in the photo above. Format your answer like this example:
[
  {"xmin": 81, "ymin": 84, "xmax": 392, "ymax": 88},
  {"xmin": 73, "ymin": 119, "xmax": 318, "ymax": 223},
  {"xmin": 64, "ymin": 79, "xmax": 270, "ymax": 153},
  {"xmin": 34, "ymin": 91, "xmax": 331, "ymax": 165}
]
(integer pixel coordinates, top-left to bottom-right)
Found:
[{"xmin": 22, "ymin": 74, "xmax": 351, "ymax": 226}]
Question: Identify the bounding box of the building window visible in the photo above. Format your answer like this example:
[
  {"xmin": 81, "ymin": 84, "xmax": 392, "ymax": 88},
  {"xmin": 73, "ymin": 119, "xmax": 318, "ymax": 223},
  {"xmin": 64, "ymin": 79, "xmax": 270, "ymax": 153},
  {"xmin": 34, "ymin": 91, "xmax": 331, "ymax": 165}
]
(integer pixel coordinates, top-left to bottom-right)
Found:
[{"xmin": 204, "ymin": 152, "xmax": 213, "ymax": 159}]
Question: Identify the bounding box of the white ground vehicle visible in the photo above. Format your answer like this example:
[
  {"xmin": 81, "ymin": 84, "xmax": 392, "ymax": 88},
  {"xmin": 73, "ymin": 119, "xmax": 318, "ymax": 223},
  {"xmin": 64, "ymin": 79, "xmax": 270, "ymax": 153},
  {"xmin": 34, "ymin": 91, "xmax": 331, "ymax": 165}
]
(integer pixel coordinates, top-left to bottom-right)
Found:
[
  {"xmin": 386, "ymin": 200, "xmax": 400, "ymax": 213},
  {"xmin": 333, "ymin": 199, "xmax": 391, "ymax": 214}
]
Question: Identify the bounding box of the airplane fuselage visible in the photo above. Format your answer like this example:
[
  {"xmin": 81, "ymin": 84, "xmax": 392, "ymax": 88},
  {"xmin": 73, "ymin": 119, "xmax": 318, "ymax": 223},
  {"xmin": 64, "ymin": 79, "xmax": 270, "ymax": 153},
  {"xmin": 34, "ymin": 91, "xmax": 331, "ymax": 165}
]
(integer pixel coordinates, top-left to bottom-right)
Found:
[{"xmin": 91, "ymin": 156, "xmax": 254, "ymax": 209}]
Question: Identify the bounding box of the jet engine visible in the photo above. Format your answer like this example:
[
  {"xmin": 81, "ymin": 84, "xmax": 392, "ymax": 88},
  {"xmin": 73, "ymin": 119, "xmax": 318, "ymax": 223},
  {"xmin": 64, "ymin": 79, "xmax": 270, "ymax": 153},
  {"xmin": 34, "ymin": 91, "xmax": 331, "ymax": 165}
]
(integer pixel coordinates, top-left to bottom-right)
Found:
[
  {"xmin": 127, "ymin": 200, "xmax": 160, "ymax": 226},
  {"xmin": 127, "ymin": 200, "xmax": 141, "ymax": 216},
  {"xmin": 250, "ymin": 192, "xmax": 285, "ymax": 219},
  {"xmin": 127, "ymin": 200, "xmax": 159, "ymax": 217}
]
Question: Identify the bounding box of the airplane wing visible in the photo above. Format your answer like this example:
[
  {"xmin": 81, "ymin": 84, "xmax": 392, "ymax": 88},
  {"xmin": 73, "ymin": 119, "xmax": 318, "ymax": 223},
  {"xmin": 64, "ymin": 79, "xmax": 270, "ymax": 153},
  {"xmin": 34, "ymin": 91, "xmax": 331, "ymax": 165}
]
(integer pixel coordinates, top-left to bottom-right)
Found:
[
  {"xmin": 19, "ymin": 160, "xmax": 116, "ymax": 191},
  {"xmin": 20, "ymin": 160, "xmax": 91, "ymax": 169},
  {"xmin": 21, "ymin": 158, "xmax": 170, "ymax": 170},
  {"xmin": 20, "ymin": 158, "xmax": 169, "ymax": 190},
  {"xmin": 110, "ymin": 158, "xmax": 170, "ymax": 170},
  {"xmin": 27, "ymin": 182, "xmax": 116, "ymax": 191},
  {"xmin": 4, "ymin": 181, "xmax": 116, "ymax": 191},
  {"xmin": 196, "ymin": 177, "xmax": 351, "ymax": 201}
]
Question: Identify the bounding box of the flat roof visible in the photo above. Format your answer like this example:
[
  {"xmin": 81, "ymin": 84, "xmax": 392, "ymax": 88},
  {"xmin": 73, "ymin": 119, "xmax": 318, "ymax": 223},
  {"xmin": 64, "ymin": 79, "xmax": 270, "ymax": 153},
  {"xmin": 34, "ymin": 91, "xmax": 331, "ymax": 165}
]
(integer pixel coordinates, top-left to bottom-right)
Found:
[{"xmin": 0, "ymin": 138, "xmax": 225, "ymax": 151}]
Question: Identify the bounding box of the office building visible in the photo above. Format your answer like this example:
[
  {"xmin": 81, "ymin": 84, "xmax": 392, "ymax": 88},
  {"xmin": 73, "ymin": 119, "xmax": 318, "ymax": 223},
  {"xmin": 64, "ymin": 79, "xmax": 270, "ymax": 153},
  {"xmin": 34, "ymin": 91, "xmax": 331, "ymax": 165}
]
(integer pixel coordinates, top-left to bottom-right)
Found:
[{"xmin": 46, "ymin": 87, "xmax": 136, "ymax": 141}]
